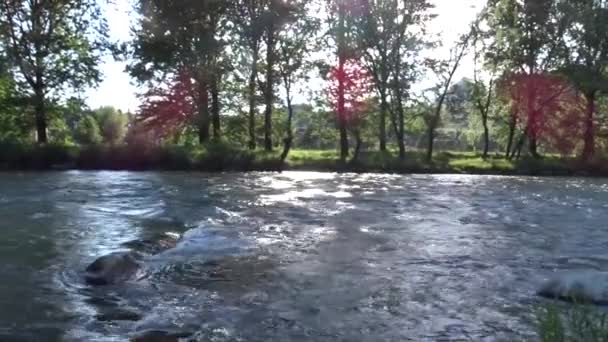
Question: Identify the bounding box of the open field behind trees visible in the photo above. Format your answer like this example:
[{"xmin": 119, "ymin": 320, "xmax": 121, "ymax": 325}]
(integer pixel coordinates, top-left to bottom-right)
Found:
[{"xmin": 2, "ymin": 142, "xmax": 608, "ymax": 177}]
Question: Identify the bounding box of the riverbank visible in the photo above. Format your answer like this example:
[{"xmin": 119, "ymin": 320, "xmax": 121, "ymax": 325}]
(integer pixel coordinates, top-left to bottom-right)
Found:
[{"xmin": 0, "ymin": 142, "xmax": 606, "ymax": 177}]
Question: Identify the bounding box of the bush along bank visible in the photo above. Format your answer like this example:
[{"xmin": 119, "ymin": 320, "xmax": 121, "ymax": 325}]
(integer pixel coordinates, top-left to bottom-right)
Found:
[{"xmin": 2, "ymin": 142, "xmax": 608, "ymax": 176}]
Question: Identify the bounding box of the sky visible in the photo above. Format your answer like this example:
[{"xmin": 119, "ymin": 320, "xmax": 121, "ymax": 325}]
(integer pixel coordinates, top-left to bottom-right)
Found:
[{"xmin": 85, "ymin": 0, "xmax": 484, "ymax": 112}]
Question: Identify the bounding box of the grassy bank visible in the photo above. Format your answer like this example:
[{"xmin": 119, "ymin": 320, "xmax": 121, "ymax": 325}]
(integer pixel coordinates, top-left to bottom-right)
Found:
[{"xmin": 1, "ymin": 142, "xmax": 607, "ymax": 176}]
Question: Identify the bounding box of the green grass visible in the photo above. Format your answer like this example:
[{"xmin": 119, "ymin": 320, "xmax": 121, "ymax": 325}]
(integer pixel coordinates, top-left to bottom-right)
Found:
[
  {"xmin": 537, "ymin": 304, "xmax": 608, "ymax": 342},
  {"xmin": 449, "ymin": 156, "xmax": 516, "ymax": 172}
]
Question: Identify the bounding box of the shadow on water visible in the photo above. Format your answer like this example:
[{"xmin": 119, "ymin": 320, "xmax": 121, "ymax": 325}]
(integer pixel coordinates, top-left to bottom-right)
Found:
[{"xmin": 1, "ymin": 172, "xmax": 608, "ymax": 340}]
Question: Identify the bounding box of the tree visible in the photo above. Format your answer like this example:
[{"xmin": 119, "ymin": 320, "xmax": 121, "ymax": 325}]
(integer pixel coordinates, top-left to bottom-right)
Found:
[
  {"xmin": 325, "ymin": 0, "xmax": 363, "ymax": 160},
  {"xmin": 499, "ymin": 72, "xmax": 586, "ymax": 158},
  {"xmin": 0, "ymin": 0, "xmax": 110, "ymax": 143},
  {"xmin": 356, "ymin": 0, "xmax": 434, "ymax": 154},
  {"xmin": 471, "ymin": 70, "xmax": 495, "ymax": 158},
  {"xmin": 233, "ymin": 0, "xmax": 268, "ymax": 150},
  {"xmin": 388, "ymin": 1, "xmax": 433, "ymax": 159},
  {"xmin": 62, "ymin": 97, "xmax": 90, "ymax": 134},
  {"xmin": 327, "ymin": 61, "xmax": 373, "ymax": 161},
  {"xmin": 558, "ymin": 0, "xmax": 608, "ymax": 161},
  {"xmin": 276, "ymin": 1, "xmax": 318, "ymax": 161},
  {"xmin": 471, "ymin": 15, "xmax": 497, "ymax": 158},
  {"xmin": 259, "ymin": 0, "xmax": 299, "ymax": 151},
  {"xmin": 425, "ymin": 30, "xmax": 474, "ymax": 162},
  {"xmin": 130, "ymin": 0, "xmax": 229, "ymax": 144},
  {"xmin": 486, "ymin": 0, "xmax": 567, "ymax": 157},
  {"xmin": 95, "ymin": 106, "xmax": 128, "ymax": 144},
  {"xmin": 74, "ymin": 115, "xmax": 102, "ymax": 145}
]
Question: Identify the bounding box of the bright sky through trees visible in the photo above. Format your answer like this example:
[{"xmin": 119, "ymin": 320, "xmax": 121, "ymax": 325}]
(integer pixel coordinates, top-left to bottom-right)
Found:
[{"xmin": 85, "ymin": 0, "xmax": 483, "ymax": 112}]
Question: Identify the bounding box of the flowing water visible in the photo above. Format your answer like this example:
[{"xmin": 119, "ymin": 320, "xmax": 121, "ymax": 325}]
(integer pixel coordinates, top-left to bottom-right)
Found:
[{"xmin": 1, "ymin": 171, "xmax": 607, "ymax": 341}]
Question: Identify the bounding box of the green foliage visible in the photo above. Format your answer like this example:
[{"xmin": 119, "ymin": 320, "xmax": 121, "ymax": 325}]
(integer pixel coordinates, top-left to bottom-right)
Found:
[
  {"xmin": 62, "ymin": 97, "xmax": 91, "ymax": 134},
  {"xmin": 0, "ymin": 56, "xmax": 30, "ymax": 141},
  {"xmin": 558, "ymin": 0, "xmax": 608, "ymax": 94},
  {"xmin": 293, "ymin": 107, "xmax": 338, "ymax": 149},
  {"xmin": 221, "ymin": 114, "xmax": 249, "ymax": 147},
  {"xmin": 74, "ymin": 116, "xmax": 102, "ymax": 145},
  {"xmin": 0, "ymin": 0, "xmax": 110, "ymax": 91},
  {"xmin": 536, "ymin": 304, "xmax": 608, "ymax": 342},
  {"xmin": 94, "ymin": 106, "xmax": 128, "ymax": 144},
  {"xmin": 130, "ymin": 0, "xmax": 228, "ymax": 80},
  {"xmin": 486, "ymin": 0, "xmax": 563, "ymax": 72},
  {"xmin": 0, "ymin": 0, "xmax": 110, "ymax": 142},
  {"xmin": 48, "ymin": 117, "xmax": 73, "ymax": 144}
]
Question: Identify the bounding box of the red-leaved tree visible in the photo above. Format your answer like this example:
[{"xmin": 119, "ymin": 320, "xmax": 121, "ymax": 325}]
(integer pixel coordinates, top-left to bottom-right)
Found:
[
  {"xmin": 326, "ymin": 60, "xmax": 372, "ymax": 159},
  {"xmin": 134, "ymin": 71, "xmax": 197, "ymax": 142},
  {"xmin": 499, "ymin": 73, "xmax": 586, "ymax": 157}
]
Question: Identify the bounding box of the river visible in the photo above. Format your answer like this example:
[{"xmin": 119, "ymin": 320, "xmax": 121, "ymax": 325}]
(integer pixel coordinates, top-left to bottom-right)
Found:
[{"xmin": 0, "ymin": 171, "xmax": 607, "ymax": 341}]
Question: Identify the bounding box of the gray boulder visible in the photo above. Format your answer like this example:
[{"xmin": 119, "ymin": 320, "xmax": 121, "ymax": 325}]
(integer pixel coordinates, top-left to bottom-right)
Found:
[
  {"xmin": 537, "ymin": 271, "xmax": 608, "ymax": 305},
  {"xmin": 85, "ymin": 252, "xmax": 141, "ymax": 286}
]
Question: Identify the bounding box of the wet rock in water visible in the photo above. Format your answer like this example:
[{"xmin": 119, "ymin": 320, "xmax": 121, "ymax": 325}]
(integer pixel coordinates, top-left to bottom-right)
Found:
[
  {"xmin": 85, "ymin": 252, "xmax": 141, "ymax": 286},
  {"xmin": 537, "ymin": 271, "xmax": 608, "ymax": 304},
  {"xmin": 122, "ymin": 232, "xmax": 181, "ymax": 256},
  {"xmin": 96, "ymin": 308, "xmax": 142, "ymax": 322},
  {"xmin": 130, "ymin": 330, "xmax": 192, "ymax": 342},
  {"xmin": 240, "ymin": 290, "xmax": 269, "ymax": 305}
]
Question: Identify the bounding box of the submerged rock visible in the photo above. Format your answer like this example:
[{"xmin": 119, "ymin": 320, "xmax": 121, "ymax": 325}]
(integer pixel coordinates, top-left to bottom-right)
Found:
[
  {"xmin": 122, "ymin": 232, "xmax": 182, "ymax": 256},
  {"xmin": 537, "ymin": 271, "xmax": 608, "ymax": 304},
  {"xmin": 96, "ymin": 307, "xmax": 142, "ymax": 322},
  {"xmin": 130, "ymin": 330, "xmax": 192, "ymax": 342},
  {"xmin": 85, "ymin": 252, "xmax": 141, "ymax": 286},
  {"xmin": 240, "ymin": 290, "xmax": 269, "ymax": 305}
]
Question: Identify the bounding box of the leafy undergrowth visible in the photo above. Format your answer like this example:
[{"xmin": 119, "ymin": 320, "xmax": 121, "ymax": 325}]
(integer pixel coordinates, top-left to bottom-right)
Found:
[{"xmin": 1, "ymin": 142, "xmax": 608, "ymax": 176}]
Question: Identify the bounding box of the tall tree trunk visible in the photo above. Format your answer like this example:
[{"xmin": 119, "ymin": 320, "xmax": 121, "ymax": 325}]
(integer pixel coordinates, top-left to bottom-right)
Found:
[
  {"xmin": 398, "ymin": 107, "xmax": 405, "ymax": 159},
  {"xmin": 352, "ymin": 129, "xmax": 362, "ymax": 162},
  {"xmin": 476, "ymin": 79, "xmax": 493, "ymax": 159},
  {"xmin": 337, "ymin": 2, "xmax": 348, "ymax": 161},
  {"xmin": 198, "ymin": 82, "xmax": 210, "ymax": 144},
  {"xmin": 211, "ymin": 75, "xmax": 221, "ymax": 140},
  {"xmin": 391, "ymin": 79, "xmax": 406, "ymax": 160},
  {"xmin": 426, "ymin": 123, "xmax": 435, "ymax": 162},
  {"xmin": 32, "ymin": 10, "xmax": 47, "ymax": 144},
  {"xmin": 482, "ymin": 115, "xmax": 490, "ymax": 158},
  {"xmin": 280, "ymin": 97, "xmax": 294, "ymax": 162},
  {"xmin": 264, "ymin": 28, "xmax": 275, "ymax": 152},
  {"xmin": 379, "ymin": 90, "xmax": 387, "ymax": 152},
  {"xmin": 505, "ymin": 113, "xmax": 517, "ymax": 159},
  {"xmin": 426, "ymin": 99, "xmax": 444, "ymax": 162},
  {"xmin": 528, "ymin": 125, "xmax": 540, "ymax": 158},
  {"xmin": 34, "ymin": 88, "xmax": 47, "ymax": 143},
  {"xmin": 389, "ymin": 93, "xmax": 406, "ymax": 159},
  {"xmin": 248, "ymin": 44, "xmax": 259, "ymax": 150},
  {"xmin": 511, "ymin": 131, "xmax": 526, "ymax": 160},
  {"xmin": 339, "ymin": 126, "xmax": 349, "ymax": 160},
  {"xmin": 515, "ymin": 133, "xmax": 525, "ymax": 160},
  {"xmin": 582, "ymin": 91, "xmax": 596, "ymax": 161}
]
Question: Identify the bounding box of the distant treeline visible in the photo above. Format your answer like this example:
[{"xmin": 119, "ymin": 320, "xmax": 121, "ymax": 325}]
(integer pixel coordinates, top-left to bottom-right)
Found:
[{"xmin": 0, "ymin": 0, "xmax": 606, "ymax": 164}]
